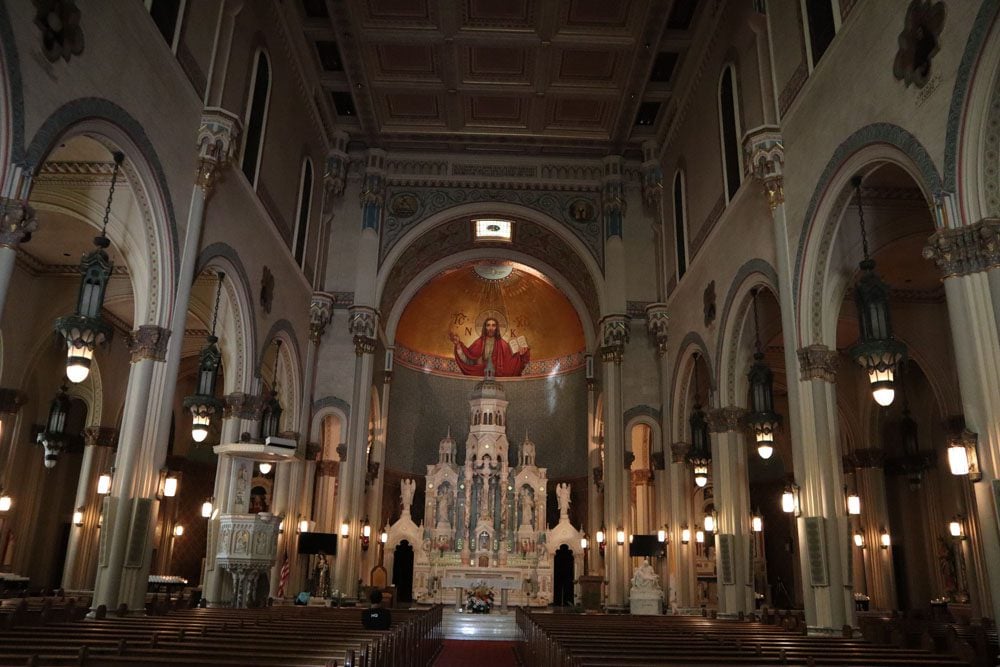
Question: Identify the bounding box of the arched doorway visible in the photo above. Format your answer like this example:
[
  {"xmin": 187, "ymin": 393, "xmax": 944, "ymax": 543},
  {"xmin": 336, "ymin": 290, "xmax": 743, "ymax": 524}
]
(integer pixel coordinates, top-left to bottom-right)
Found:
[
  {"xmin": 553, "ymin": 544, "xmax": 575, "ymax": 606},
  {"xmin": 393, "ymin": 540, "xmax": 414, "ymax": 603}
]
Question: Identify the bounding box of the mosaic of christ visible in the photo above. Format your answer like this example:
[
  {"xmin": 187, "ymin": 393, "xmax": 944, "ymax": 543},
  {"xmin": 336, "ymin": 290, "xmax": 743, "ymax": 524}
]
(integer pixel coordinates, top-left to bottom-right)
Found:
[{"xmin": 394, "ymin": 261, "xmax": 586, "ymax": 379}]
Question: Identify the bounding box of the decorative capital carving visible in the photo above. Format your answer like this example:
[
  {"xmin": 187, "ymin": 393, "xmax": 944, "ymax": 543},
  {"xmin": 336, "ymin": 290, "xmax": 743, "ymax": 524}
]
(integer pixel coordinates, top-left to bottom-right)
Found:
[
  {"xmin": 797, "ymin": 344, "xmax": 839, "ymax": 382},
  {"xmin": 650, "ymin": 451, "xmax": 666, "ymax": 470},
  {"xmin": 306, "ymin": 441, "xmax": 322, "ymax": 460},
  {"xmin": 128, "ymin": 325, "xmax": 170, "ymax": 362},
  {"xmin": 707, "ymin": 406, "xmax": 749, "ymax": 433},
  {"xmin": 83, "ymin": 426, "xmax": 118, "ymax": 448},
  {"xmin": 335, "ymin": 443, "xmax": 348, "ymax": 462},
  {"xmin": 360, "ymin": 149, "xmax": 387, "ymax": 231},
  {"xmin": 348, "ymin": 305, "xmax": 378, "ymax": 355},
  {"xmin": 602, "ymin": 155, "xmax": 626, "ymax": 238},
  {"xmin": 309, "ymin": 293, "xmax": 334, "ymax": 343},
  {"xmin": 316, "ymin": 459, "xmax": 340, "ymax": 477},
  {"xmin": 671, "ymin": 441, "xmax": 691, "ymax": 463},
  {"xmin": 196, "ymin": 107, "xmax": 242, "ymax": 191},
  {"xmin": 631, "ymin": 468, "xmax": 654, "ymax": 485},
  {"xmin": 644, "ymin": 303, "xmax": 669, "ymax": 356},
  {"xmin": 223, "ymin": 392, "xmax": 263, "ymax": 420},
  {"xmin": 640, "ymin": 141, "xmax": 664, "ymax": 211},
  {"xmin": 599, "ymin": 313, "xmax": 629, "ymax": 363},
  {"xmin": 0, "ymin": 388, "xmax": 27, "ymax": 414},
  {"xmin": 365, "ymin": 460, "xmax": 381, "ymax": 488},
  {"xmin": 0, "ymin": 198, "xmax": 38, "ymax": 248},
  {"xmin": 34, "ymin": 0, "xmax": 84, "ymax": 62},
  {"xmin": 324, "ymin": 132, "xmax": 350, "ymax": 200},
  {"xmin": 592, "ymin": 465, "xmax": 604, "ymax": 494},
  {"xmin": 922, "ymin": 218, "xmax": 1000, "ymax": 278},
  {"xmin": 743, "ymin": 127, "xmax": 785, "ymax": 211},
  {"xmin": 623, "ymin": 450, "xmax": 636, "ymax": 469},
  {"xmin": 846, "ymin": 447, "xmax": 885, "ymax": 469}
]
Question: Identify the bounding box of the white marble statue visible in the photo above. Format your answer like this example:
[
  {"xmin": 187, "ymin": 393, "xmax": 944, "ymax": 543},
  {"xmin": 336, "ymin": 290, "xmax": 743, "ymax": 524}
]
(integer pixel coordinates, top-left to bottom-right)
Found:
[
  {"xmin": 556, "ymin": 482, "xmax": 571, "ymax": 518},
  {"xmin": 629, "ymin": 558, "xmax": 663, "ymax": 616},
  {"xmin": 520, "ymin": 488, "xmax": 535, "ymax": 528},
  {"xmin": 401, "ymin": 479, "xmax": 416, "ymax": 512},
  {"xmin": 436, "ymin": 491, "xmax": 451, "ymax": 528},
  {"xmin": 631, "ymin": 558, "xmax": 661, "ymax": 590}
]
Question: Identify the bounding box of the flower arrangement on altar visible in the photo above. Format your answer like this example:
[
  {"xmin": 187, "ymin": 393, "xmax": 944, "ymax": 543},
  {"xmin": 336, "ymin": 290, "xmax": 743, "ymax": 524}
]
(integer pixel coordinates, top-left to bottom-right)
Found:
[{"xmin": 466, "ymin": 582, "xmax": 494, "ymax": 614}]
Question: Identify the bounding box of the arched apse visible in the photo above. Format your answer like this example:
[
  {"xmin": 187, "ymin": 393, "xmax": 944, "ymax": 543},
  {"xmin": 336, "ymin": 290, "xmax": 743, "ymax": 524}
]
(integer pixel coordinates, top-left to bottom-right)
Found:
[
  {"xmin": 376, "ymin": 203, "xmax": 606, "ymax": 327},
  {"xmin": 793, "ymin": 139, "xmax": 939, "ymax": 349},
  {"xmin": 714, "ymin": 260, "xmax": 780, "ymax": 408},
  {"xmin": 258, "ymin": 320, "xmax": 303, "ymax": 436},
  {"xmin": 196, "ymin": 246, "xmax": 259, "ymax": 395},
  {"xmin": 24, "ymin": 100, "xmax": 181, "ymax": 308}
]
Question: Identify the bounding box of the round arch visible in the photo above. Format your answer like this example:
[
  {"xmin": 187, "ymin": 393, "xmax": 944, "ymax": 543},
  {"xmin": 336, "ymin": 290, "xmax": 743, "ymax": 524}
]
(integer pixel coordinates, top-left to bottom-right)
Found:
[
  {"xmin": 670, "ymin": 338, "xmax": 715, "ymax": 443},
  {"xmin": 258, "ymin": 320, "xmax": 303, "ymax": 436}
]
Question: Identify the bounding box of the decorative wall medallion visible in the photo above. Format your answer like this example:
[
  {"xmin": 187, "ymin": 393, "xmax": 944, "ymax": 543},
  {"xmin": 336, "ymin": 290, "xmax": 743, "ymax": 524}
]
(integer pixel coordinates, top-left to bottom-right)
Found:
[
  {"xmin": 703, "ymin": 281, "xmax": 716, "ymax": 327},
  {"xmin": 33, "ymin": 0, "xmax": 84, "ymax": 63},
  {"xmin": 260, "ymin": 266, "xmax": 274, "ymax": 315},
  {"xmin": 568, "ymin": 199, "xmax": 595, "ymax": 222},
  {"xmin": 389, "ymin": 193, "xmax": 419, "ymax": 218},
  {"xmin": 893, "ymin": 0, "xmax": 946, "ymax": 88}
]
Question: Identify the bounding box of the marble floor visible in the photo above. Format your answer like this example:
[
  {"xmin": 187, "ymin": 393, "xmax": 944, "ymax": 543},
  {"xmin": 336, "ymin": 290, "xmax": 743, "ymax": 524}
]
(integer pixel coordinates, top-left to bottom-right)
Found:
[{"xmin": 440, "ymin": 608, "xmax": 520, "ymax": 641}]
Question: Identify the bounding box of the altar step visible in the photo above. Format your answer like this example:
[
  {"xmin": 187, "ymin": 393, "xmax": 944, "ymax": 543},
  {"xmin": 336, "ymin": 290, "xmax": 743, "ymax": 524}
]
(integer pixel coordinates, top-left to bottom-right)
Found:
[{"xmin": 440, "ymin": 608, "xmax": 520, "ymax": 641}]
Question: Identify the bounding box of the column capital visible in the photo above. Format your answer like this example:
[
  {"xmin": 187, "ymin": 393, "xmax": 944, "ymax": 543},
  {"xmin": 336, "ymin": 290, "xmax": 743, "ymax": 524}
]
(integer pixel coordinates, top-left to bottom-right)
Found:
[
  {"xmin": 223, "ymin": 392, "xmax": 263, "ymax": 420},
  {"xmin": 317, "ymin": 459, "xmax": 340, "ymax": 477},
  {"xmin": 128, "ymin": 325, "xmax": 171, "ymax": 362},
  {"xmin": 599, "ymin": 313, "xmax": 629, "ymax": 363},
  {"xmin": 83, "ymin": 425, "xmax": 119, "ymax": 448},
  {"xmin": 196, "ymin": 107, "xmax": 243, "ymax": 192},
  {"xmin": 845, "ymin": 447, "xmax": 885, "ymax": 469},
  {"xmin": 640, "ymin": 141, "xmax": 663, "ymax": 211},
  {"xmin": 0, "ymin": 387, "xmax": 28, "ymax": 414},
  {"xmin": 797, "ymin": 343, "xmax": 839, "ymax": 382},
  {"xmin": 309, "ymin": 292, "xmax": 334, "ymax": 344},
  {"xmin": 742, "ymin": 126, "xmax": 785, "ymax": 211},
  {"xmin": 671, "ymin": 441, "xmax": 691, "ymax": 463},
  {"xmin": 360, "ymin": 149, "xmax": 387, "ymax": 231},
  {"xmin": 324, "ymin": 131, "xmax": 350, "ymax": 200},
  {"xmin": 631, "ymin": 469, "xmax": 654, "ymax": 485},
  {"xmin": 601, "ymin": 155, "xmax": 626, "ymax": 238},
  {"xmin": 644, "ymin": 303, "xmax": 669, "ymax": 356},
  {"xmin": 706, "ymin": 406, "xmax": 749, "ymax": 433},
  {"xmin": 650, "ymin": 451, "xmax": 666, "ymax": 470},
  {"xmin": 0, "ymin": 197, "xmax": 37, "ymax": 248},
  {"xmin": 922, "ymin": 218, "xmax": 1000, "ymax": 278},
  {"xmin": 348, "ymin": 305, "xmax": 379, "ymax": 355}
]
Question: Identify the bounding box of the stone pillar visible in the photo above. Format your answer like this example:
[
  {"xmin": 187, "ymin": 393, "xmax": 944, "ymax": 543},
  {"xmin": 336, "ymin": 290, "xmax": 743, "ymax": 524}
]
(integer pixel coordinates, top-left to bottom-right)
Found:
[
  {"xmin": 585, "ymin": 367, "xmax": 602, "ymax": 573},
  {"xmin": 91, "ymin": 325, "xmax": 170, "ymax": 612},
  {"xmin": 313, "ymin": 134, "xmax": 349, "ymax": 290},
  {"xmin": 745, "ymin": 128, "xmax": 854, "ymax": 630},
  {"xmin": 669, "ymin": 442, "xmax": 695, "ymax": 610},
  {"xmin": 0, "ymin": 196, "xmax": 37, "ymax": 320},
  {"xmin": 846, "ymin": 449, "xmax": 896, "ymax": 610},
  {"xmin": 599, "ymin": 314, "xmax": 628, "ymax": 608},
  {"xmin": 707, "ymin": 406, "xmax": 753, "ymax": 616},
  {"xmin": 924, "ymin": 213, "xmax": 1000, "ymax": 621},
  {"xmin": 645, "ymin": 304, "xmax": 670, "ymax": 588},
  {"xmin": 62, "ymin": 427, "xmax": 117, "ymax": 591},
  {"xmin": 332, "ymin": 149, "xmax": 385, "ymax": 597}
]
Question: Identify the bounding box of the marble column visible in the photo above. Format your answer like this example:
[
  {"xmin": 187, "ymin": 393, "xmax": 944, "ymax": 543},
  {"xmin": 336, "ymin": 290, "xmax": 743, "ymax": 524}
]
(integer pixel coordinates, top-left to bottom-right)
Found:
[
  {"xmin": 62, "ymin": 426, "xmax": 117, "ymax": 591},
  {"xmin": 669, "ymin": 442, "xmax": 695, "ymax": 610},
  {"xmin": 585, "ymin": 368, "xmax": 602, "ymax": 574},
  {"xmin": 924, "ymin": 214, "xmax": 1000, "ymax": 622},
  {"xmin": 599, "ymin": 315, "xmax": 628, "ymax": 608},
  {"xmin": 708, "ymin": 406, "xmax": 753, "ymax": 616},
  {"xmin": 0, "ymin": 196, "xmax": 37, "ymax": 320},
  {"xmin": 745, "ymin": 128, "xmax": 854, "ymax": 630},
  {"xmin": 847, "ymin": 449, "xmax": 896, "ymax": 610}
]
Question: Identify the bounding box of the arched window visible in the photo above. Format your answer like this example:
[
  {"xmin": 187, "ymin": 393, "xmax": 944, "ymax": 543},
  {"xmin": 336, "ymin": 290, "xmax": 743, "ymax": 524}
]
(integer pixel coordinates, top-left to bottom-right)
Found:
[
  {"xmin": 147, "ymin": 0, "xmax": 186, "ymax": 52},
  {"xmin": 673, "ymin": 170, "xmax": 688, "ymax": 280},
  {"xmin": 241, "ymin": 49, "xmax": 272, "ymax": 187},
  {"xmin": 803, "ymin": 0, "xmax": 838, "ymax": 68},
  {"xmin": 718, "ymin": 64, "xmax": 742, "ymax": 203},
  {"xmin": 293, "ymin": 158, "xmax": 314, "ymax": 268}
]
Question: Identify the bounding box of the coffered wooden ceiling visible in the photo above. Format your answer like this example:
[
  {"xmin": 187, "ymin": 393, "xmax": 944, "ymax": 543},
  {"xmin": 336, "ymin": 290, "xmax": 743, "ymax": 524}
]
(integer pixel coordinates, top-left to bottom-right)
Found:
[{"xmin": 299, "ymin": 0, "xmax": 703, "ymax": 155}]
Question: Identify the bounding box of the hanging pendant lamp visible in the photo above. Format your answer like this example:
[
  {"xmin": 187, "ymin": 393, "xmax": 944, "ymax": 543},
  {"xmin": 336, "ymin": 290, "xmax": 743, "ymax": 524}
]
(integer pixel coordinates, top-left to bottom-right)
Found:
[
  {"xmin": 747, "ymin": 289, "xmax": 781, "ymax": 459},
  {"xmin": 686, "ymin": 354, "xmax": 711, "ymax": 488},
  {"xmin": 182, "ymin": 272, "xmax": 225, "ymax": 443}
]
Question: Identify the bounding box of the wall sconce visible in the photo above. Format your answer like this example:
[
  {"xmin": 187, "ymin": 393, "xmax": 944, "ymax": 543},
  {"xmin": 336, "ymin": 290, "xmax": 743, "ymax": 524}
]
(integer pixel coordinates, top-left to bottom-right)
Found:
[
  {"xmin": 361, "ymin": 517, "xmax": 372, "ymax": 551},
  {"xmin": 695, "ymin": 529, "xmax": 705, "ymax": 544},
  {"xmin": 949, "ymin": 516, "xmax": 966, "ymax": 540},
  {"xmin": 380, "ymin": 527, "xmax": 388, "ymax": 544},
  {"xmin": 879, "ymin": 527, "xmax": 890, "ymax": 549},
  {"xmin": 846, "ymin": 493, "xmax": 861, "ymax": 516},
  {"xmin": 299, "ymin": 519, "xmax": 312, "ymax": 534},
  {"xmin": 258, "ymin": 462, "xmax": 272, "ymax": 475},
  {"xmin": 751, "ymin": 513, "xmax": 763, "ymax": 533},
  {"xmin": 703, "ymin": 511, "xmax": 717, "ymax": 534},
  {"xmin": 616, "ymin": 529, "xmax": 626, "ymax": 546},
  {"xmin": 596, "ymin": 524, "xmax": 606, "ymax": 557},
  {"xmin": 0, "ymin": 488, "xmax": 12, "ymax": 512},
  {"xmin": 853, "ymin": 531, "xmax": 865, "ymax": 548},
  {"xmin": 278, "ymin": 519, "xmax": 285, "ymax": 534},
  {"xmin": 657, "ymin": 526, "xmax": 668, "ymax": 543},
  {"xmin": 340, "ymin": 521, "xmax": 350, "ymax": 538},
  {"xmin": 72, "ymin": 508, "xmax": 84, "ymax": 527},
  {"xmin": 157, "ymin": 469, "xmax": 180, "ymax": 499},
  {"xmin": 580, "ymin": 534, "xmax": 589, "ymax": 551},
  {"xmin": 681, "ymin": 524, "xmax": 691, "ymax": 545},
  {"xmin": 96, "ymin": 470, "xmax": 113, "ymax": 495},
  {"xmin": 201, "ymin": 498, "xmax": 214, "ymax": 519},
  {"xmin": 947, "ymin": 430, "xmax": 982, "ymax": 481},
  {"xmin": 173, "ymin": 524, "xmax": 185, "ymax": 537},
  {"xmin": 781, "ymin": 482, "xmax": 800, "ymax": 516}
]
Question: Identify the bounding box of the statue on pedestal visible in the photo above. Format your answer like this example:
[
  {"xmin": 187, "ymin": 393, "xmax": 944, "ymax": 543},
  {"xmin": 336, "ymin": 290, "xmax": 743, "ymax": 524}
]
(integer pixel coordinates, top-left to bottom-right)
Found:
[{"xmin": 629, "ymin": 558, "xmax": 663, "ymax": 616}]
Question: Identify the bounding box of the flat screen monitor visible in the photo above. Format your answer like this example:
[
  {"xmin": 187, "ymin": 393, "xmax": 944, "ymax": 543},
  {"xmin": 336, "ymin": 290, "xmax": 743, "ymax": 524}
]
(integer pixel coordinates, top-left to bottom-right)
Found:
[
  {"xmin": 629, "ymin": 534, "xmax": 664, "ymax": 558},
  {"xmin": 298, "ymin": 532, "xmax": 337, "ymax": 555}
]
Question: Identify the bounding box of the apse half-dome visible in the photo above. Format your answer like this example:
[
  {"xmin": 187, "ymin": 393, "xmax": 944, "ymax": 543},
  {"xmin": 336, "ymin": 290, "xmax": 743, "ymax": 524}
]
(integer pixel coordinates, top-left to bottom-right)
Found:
[{"xmin": 395, "ymin": 260, "xmax": 585, "ymax": 378}]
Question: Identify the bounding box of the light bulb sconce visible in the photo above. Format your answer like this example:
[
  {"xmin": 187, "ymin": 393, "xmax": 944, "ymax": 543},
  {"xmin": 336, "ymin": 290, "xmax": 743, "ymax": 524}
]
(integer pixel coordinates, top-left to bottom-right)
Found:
[
  {"xmin": 681, "ymin": 524, "xmax": 691, "ymax": 545},
  {"xmin": 340, "ymin": 521, "xmax": 350, "ymax": 538},
  {"xmin": 258, "ymin": 461, "xmax": 273, "ymax": 476},
  {"xmin": 157, "ymin": 469, "xmax": 180, "ymax": 499},
  {"xmin": 751, "ymin": 513, "xmax": 763, "ymax": 533},
  {"xmin": 657, "ymin": 525, "xmax": 668, "ymax": 544},
  {"xmin": 846, "ymin": 492, "xmax": 861, "ymax": 516},
  {"xmin": 580, "ymin": 534, "xmax": 589, "ymax": 551},
  {"xmin": 96, "ymin": 470, "xmax": 113, "ymax": 495},
  {"xmin": 947, "ymin": 430, "xmax": 982, "ymax": 482},
  {"xmin": 361, "ymin": 517, "xmax": 372, "ymax": 551},
  {"xmin": 596, "ymin": 525, "xmax": 606, "ymax": 557},
  {"xmin": 949, "ymin": 515, "xmax": 966, "ymax": 540},
  {"xmin": 201, "ymin": 498, "xmax": 214, "ymax": 519},
  {"xmin": 173, "ymin": 524, "xmax": 185, "ymax": 538},
  {"xmin": 380, "ymin": 527, "xmax": 388, "ymax": 544},
  {"xmin": 781, "ymin": 481, "xmax": 801, "ymax": 517},
  {"xmin": 879, "ymin": 527, "xmax": 890, "ymax": 549},
  {"xmin": 853, "ymin": 531, "xmax": 865, "ymax": 549},
  {"xmin": 72, "ymin": 508, "xmax": 84, "ymax": 527},
  {"xmin": 695, "ymin": 529, "xmax": 705, "ymax": 544},
  {"xmin": 703, "ymin": 511, "xmax": 717, "ymax": 534},
  {"xmin": 616, "ymin": 529, "xmax": 626, "ymax": 546},
  {"xmin": 0, "ymin": 488, "xmax": 11, "ymax": 512}
]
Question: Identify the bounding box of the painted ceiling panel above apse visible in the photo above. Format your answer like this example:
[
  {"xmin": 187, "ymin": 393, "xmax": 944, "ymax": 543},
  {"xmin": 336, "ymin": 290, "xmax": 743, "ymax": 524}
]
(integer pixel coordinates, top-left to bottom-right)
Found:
[{"xmin": 395, "ymin": 260, "xmax": 586, "ymax": 378}]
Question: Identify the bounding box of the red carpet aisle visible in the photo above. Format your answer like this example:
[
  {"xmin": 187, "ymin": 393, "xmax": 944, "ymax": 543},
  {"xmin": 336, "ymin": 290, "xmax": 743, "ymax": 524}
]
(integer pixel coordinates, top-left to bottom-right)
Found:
[{"xmin": 433, "ymin": 639, "xmax": 519, "ymax": 666}]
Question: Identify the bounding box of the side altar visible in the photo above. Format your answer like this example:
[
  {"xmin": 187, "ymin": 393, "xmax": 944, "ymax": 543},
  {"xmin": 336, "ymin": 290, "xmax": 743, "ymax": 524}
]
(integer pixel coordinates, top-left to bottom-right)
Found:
[{"xmin": 385, "ymin": 377, "xmax": 582, "ymax": 607}]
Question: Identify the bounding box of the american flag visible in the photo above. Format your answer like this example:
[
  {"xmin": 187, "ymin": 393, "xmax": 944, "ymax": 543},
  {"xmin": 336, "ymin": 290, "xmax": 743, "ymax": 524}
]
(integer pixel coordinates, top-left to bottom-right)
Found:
[{"xmin": 276, "ymin": 551, "xmax": 290, "ymax": 598}]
